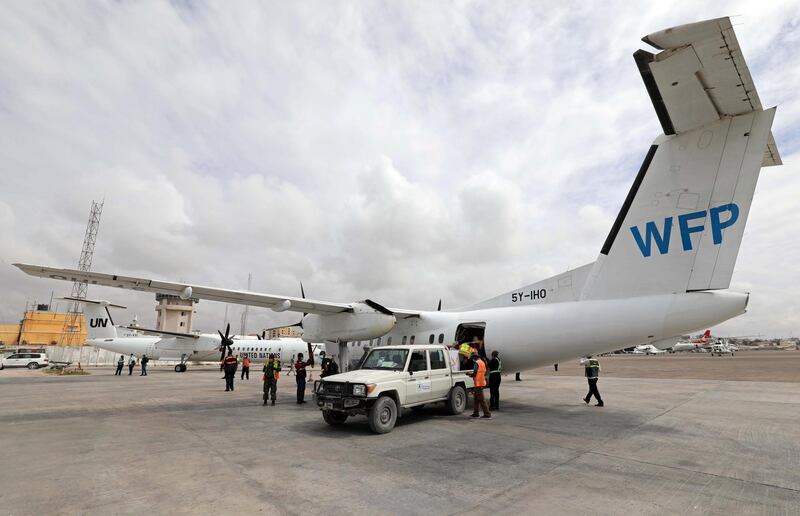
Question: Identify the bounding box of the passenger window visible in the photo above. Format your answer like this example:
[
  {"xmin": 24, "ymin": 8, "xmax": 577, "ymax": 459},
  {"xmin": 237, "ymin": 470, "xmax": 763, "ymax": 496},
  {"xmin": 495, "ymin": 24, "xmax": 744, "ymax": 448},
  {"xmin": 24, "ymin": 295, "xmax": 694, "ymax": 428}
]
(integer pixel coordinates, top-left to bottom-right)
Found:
[
  {"xmin": 428, "ymin": 334, "xmax": 434, "ymax": 344},
  {"xmin": 402, "ymin": 336, "xmax": 407, "ymax": 345},
  {"xmin": 438, "ymin": 333, "xmax": 444, "ymax": 344},
  {"xmin": 410, "ymin": 335, "xmax": 416, "ymax": 344},
  {"xmin": 408, "ymin": 351, "xmax": 427, "ymax": 372},
  {"xmin": 429, "ymin": 350, "xmax": 447, "ymax": 370}
]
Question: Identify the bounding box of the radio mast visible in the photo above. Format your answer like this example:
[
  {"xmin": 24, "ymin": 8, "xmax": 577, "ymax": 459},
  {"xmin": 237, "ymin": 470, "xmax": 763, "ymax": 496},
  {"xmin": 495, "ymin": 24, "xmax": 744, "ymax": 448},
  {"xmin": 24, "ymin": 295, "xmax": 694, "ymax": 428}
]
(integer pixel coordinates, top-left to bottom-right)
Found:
[{"xmin": 59, "ymin": 200, "xmax": 104, "ymax": 346}]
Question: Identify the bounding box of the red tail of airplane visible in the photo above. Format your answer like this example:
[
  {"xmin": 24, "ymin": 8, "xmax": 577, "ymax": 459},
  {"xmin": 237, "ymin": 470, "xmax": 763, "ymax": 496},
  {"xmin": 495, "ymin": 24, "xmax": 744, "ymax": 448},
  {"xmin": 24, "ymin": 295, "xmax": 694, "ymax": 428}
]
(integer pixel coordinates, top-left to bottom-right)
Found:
[{"xmin": 693, "ymin": 330, "xmax": 712, "ymax": 344}]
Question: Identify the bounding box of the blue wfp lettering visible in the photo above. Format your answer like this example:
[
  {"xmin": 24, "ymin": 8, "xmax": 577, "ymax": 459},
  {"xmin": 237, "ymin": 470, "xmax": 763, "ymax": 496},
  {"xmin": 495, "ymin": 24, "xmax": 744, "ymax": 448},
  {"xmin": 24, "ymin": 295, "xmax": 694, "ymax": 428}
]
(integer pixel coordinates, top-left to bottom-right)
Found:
[{"xmin": 629, "ymin": 203, "xmax": 740, "ymax": 257}]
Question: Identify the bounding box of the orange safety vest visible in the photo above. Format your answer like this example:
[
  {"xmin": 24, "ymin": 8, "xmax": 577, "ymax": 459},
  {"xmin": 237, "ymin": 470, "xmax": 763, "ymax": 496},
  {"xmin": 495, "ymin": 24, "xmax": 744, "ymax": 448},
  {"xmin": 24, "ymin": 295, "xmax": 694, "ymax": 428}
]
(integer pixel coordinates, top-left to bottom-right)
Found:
[
  {"xmin": 224, "ymin": 355, "xmax": 237, "ymax": 366},
  {"xmin": 473, "ymin": 358, "xmax": 487, "ymax": 388}
]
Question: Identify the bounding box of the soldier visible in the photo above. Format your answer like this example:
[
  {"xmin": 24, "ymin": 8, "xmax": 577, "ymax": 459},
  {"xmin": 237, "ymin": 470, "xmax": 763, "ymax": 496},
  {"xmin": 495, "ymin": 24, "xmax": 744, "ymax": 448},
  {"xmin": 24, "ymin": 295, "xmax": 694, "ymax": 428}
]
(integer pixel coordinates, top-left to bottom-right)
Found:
[
  {"xmin": 223, "ymin": 353, "xmax": 238, "ymax": 391},
  {"xmin": 262, "ymin": 354, "xmax": 280, "ymax": 406}
]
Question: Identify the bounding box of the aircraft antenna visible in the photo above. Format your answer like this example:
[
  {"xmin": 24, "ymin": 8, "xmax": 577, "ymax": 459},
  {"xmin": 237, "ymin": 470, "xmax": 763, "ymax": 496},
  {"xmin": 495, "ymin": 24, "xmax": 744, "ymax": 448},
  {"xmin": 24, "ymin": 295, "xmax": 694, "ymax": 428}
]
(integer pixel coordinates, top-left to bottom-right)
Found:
[{"xmin": 58, "ymin": 200, "xmax": 104, "ymax": 347}]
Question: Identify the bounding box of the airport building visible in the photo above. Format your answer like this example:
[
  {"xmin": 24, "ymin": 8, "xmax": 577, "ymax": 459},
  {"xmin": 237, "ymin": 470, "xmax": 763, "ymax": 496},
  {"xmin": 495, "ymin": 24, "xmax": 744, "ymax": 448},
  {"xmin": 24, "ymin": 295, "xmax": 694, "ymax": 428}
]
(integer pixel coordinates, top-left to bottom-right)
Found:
[
  {"xmin": 0, "ymin": 306, "xmax": 86, "ymax": 347},
  {"xmin": 155, "ymin": 293, "xmax": 199, "ymax": 333}
]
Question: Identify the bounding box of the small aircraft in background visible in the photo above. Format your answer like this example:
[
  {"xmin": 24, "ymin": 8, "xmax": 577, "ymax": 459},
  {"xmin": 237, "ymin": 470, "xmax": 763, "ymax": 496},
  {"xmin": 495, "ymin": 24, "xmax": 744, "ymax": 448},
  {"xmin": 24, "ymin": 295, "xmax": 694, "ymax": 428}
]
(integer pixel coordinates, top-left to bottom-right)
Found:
[
  {"xmin": 73, "ymin": 297, "xmax": 323, "ymax": 372},
  {"xmin": 670, "ymin": 330, "xmax": 713, "ymax": 353},
  {"xmin": 632, "ymin": 344, "xmax": 666, "ymax": 355}
]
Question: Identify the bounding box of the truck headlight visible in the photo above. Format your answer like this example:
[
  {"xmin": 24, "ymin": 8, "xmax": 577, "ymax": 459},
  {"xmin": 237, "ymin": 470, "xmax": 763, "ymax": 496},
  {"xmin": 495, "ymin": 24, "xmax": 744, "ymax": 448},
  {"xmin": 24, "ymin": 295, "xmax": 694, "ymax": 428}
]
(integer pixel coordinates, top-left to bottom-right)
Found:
[{"xmin": 352, "ymin": 384, "xmax": 366, "ymax": 396}]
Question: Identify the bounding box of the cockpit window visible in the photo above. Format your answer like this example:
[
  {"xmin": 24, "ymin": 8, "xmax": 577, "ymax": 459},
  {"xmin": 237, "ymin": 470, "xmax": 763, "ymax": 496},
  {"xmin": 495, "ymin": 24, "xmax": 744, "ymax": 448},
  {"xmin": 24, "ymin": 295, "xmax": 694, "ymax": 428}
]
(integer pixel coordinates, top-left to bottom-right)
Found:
[{"xmin": 360, "ymin": 349, "xmax": 409, "ymax": 371}]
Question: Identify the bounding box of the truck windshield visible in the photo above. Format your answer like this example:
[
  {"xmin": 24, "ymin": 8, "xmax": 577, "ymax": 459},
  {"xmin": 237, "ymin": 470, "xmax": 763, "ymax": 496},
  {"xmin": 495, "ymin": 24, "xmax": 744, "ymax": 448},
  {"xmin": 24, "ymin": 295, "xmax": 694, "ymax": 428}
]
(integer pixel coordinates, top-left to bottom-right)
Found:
[{"xmin": 360, "ymin": 349, "xmax": 409, "ymax": 371}]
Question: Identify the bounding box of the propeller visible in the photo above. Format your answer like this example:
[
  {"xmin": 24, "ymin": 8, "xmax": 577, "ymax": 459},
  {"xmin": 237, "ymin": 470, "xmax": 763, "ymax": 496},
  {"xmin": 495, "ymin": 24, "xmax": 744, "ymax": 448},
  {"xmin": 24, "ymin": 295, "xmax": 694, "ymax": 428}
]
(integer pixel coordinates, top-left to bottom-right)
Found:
[
  {"xmin": 255, "ymin": 330, "xmax": 266, "ymax": 340},
  {"xmin": 364, "ymin": 298, "xmax": 394, "ymax": 316},
  {"xmin": 437, "ymin": 299, "xmax": 442, "ymax": 311},
  {"xmin": 217, "ymin": 323, "xmax": 234, "ymax": 361}
]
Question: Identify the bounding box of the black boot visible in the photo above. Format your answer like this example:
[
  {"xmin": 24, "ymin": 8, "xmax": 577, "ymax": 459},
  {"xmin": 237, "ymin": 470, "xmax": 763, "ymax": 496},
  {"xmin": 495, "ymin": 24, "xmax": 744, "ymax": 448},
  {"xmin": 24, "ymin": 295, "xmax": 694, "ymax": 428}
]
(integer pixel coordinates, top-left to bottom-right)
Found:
[{"xmin": 515, "ymin": 372, "xmax": 521, "ymax": 381}]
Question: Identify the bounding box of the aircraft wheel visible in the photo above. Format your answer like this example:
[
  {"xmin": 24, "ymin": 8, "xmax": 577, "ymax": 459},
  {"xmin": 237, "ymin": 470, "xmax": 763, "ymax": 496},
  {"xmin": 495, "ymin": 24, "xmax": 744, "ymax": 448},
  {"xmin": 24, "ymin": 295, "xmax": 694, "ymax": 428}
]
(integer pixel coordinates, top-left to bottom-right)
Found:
[{"xmin": 174, "ymin": 364, "xmax": 187, "ymax": 373}]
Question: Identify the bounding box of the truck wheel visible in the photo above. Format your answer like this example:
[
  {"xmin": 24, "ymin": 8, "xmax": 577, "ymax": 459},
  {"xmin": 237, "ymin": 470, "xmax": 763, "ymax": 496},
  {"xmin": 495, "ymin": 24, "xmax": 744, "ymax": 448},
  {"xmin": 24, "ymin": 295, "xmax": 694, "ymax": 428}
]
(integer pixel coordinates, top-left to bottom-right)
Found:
[
  {"xmin": 322, "ymin": 410, "xmax": 348, "ymax": 426},
  {"xmin": 368, "ymin": 396, "xmax": 397, "ymax": 434},
  {"xmin": 446, "ymin": 385, "xmax": 466, "ymax": 415}
]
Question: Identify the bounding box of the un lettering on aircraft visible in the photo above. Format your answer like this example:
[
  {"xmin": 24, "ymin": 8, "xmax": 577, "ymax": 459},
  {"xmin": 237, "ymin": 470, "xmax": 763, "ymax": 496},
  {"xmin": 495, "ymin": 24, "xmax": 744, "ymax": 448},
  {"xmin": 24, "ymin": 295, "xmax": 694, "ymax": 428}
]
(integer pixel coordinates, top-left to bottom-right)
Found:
[
  {"xmin": 89, "ymin": 318, "xmax": 109, "ymax": 328},
  {"xmin": 630, "ymin": 203, "xmax": 739, "ymax": 257}
]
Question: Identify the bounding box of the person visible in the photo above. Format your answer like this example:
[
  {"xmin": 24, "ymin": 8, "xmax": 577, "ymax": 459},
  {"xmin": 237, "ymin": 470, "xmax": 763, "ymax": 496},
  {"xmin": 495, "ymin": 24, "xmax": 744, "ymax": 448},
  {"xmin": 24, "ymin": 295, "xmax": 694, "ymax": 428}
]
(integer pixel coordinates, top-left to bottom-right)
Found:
[
  {"xmin": 294, "ymin": 352, "xmax": 313, "ymax": 404},
  {"xmin": 458, "ymin": 341, "xmax": 476, "ymax": 371},
  {"xmin": 127, "ymin": 353, "xmax": 136, "ymax": 376},
  {"xmin": 468, "ymin": 352, "xmax": 491, "ymax": 419},
  {"xmin": 263, "ymin": 354, "xmax": 280, "ymax": 405},
  {"xmin": 321, "ymin": 357, "xmax": 339, "ymax": 378},
  {"xmin": 115, "ymin": 355, "xmax": 124, "ymax": 376},
  {"xmin": 287, "ymin": 355, "xmax": 296, "ymax": 376},
  {"xmin": 473, "ymin": 336, "xmax": 487, "ymax": 359},
  {"xmin": 241, "ymin": 355, "xmax": 251, "ymax": 380},
  {"xmin": 488, "ymin": 350, "xmax": 502, "ymax": 411},
  {"xmin": 140, "ymin": 354, "xmax": 149, "ymax": 376},
  {"xmin": 223, "ymin": 353, "xmax": 238, "ymax": 391},
  {"xmin": 580, "ymin": 355, "xmax": 603, "ymax": 406}
]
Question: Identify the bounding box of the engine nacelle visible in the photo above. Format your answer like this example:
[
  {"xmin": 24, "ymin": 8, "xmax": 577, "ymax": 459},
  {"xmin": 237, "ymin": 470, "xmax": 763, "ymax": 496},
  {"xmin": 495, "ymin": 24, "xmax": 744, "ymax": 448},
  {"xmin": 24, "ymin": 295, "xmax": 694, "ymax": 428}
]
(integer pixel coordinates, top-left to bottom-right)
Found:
[{"xmin": 301, "ymin": 302, "xmax": 396, "ymax": 342}]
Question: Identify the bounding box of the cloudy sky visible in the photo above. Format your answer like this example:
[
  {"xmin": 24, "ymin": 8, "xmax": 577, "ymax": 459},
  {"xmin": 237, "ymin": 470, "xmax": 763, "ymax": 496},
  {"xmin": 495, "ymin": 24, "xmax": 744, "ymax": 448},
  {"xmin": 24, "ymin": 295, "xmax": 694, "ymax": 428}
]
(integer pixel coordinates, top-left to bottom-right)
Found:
[{"xmin": 1, "ymin": 1, "xmax": 798, "ymax": 338}]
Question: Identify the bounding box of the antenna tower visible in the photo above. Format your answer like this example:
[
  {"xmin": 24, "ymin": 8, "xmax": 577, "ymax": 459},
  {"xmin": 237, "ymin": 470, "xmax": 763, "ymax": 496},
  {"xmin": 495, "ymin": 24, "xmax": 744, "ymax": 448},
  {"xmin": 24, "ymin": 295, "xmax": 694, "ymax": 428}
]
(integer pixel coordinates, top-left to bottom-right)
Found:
[{"xmin": 59, "ymin": 200, "xmax": 104, "ymax": 346}]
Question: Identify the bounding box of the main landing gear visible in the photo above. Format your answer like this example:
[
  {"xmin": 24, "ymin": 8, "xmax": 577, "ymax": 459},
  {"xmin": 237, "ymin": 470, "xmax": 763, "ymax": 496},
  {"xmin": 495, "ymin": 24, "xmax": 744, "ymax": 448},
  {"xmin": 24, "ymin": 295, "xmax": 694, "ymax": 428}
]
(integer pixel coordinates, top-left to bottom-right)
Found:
[{"xmin": 174, "ymin": 354, "xmax": 188, "ymax": 373}]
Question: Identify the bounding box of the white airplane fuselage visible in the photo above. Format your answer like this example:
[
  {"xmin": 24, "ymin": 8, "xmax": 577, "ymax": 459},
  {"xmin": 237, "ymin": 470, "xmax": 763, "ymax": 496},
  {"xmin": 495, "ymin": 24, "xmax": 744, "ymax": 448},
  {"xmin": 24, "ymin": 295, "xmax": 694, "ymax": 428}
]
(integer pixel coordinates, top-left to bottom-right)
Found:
[{"xmin": 313, "ymin": 290, "xmax": 747, "ymax": 372}]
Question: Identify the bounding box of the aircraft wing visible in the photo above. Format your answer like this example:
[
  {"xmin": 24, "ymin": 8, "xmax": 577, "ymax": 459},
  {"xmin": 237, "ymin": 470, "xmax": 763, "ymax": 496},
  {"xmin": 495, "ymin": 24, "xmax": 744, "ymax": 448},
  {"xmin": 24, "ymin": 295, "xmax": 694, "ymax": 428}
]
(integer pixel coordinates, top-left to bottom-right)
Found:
[
  {"xmin": 14, "ymin": 263, "xmax": 353, "ymax": 316},
  {"xmin": 637, "ymin": 16, "xmax": 781, "ymax": 166},
  {"xmin": 127, "ymin": 327, "xmax": 200, "ymax": 339},
  {"xmin": 14, "ymin": 263, "xmax": 423, "ymax": 319}
]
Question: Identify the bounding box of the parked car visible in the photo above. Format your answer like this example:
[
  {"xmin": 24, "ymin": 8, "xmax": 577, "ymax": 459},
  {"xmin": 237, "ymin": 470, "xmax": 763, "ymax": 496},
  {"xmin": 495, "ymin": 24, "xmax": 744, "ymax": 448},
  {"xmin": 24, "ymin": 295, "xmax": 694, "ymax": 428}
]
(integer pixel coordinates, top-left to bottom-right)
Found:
[{"xmin": 0, "ymin": 352, "xmax": 49, "ymax": 370}]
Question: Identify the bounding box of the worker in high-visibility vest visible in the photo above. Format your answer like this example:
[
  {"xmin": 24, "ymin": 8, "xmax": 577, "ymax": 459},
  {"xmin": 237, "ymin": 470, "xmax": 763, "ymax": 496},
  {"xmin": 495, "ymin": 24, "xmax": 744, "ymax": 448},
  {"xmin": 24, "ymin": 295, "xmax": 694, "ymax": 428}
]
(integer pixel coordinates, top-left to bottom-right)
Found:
[
  {"xmin": 580, "ymin": 355, "xmax": 603, "ymax": 407},
  {"xmin": 223, "ymin": 353, "xmax": 238, "ymax": 392},
  {"xmin": 488, "ymin": 350, "xmax": 502, "ymax": 411},
  {"xmin": 468, "ymin": 352, "xmax": 491, "ymax": 419}
]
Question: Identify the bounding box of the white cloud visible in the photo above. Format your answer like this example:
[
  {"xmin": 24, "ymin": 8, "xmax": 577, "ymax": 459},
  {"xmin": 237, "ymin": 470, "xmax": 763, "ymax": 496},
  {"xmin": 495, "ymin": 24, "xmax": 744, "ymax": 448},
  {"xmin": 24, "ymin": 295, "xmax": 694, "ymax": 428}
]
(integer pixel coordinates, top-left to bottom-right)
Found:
[{"xmin": 0, "ymin": 1, "xmax": 798, "ymax": 337}]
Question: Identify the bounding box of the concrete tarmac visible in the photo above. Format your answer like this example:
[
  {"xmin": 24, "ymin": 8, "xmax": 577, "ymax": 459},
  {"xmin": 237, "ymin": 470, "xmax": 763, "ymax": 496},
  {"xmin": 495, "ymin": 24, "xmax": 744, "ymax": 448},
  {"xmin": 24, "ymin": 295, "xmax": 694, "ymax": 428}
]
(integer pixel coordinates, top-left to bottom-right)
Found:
[{"xmin": 0, "ymin": 353, "xmax": 798, "ymax": 515}]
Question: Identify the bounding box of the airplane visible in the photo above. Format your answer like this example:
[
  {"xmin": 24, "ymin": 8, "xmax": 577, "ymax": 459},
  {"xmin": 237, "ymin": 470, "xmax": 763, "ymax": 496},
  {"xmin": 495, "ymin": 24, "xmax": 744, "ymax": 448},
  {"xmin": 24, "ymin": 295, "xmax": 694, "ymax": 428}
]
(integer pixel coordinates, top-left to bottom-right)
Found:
[
  {"xmin": 73, "ymin": 298, "xmax": 324, "ymax": 372},
  {"xmin": 632, "ymin": 344, "xmax": 666, "ymax": 355},
  {"xmin": 14, "ymin": 17, "xmax": 781, "ymax": 376},
  {"xmin": 670, "ymin": 329, "xmax": 713, "ymax": 352}
]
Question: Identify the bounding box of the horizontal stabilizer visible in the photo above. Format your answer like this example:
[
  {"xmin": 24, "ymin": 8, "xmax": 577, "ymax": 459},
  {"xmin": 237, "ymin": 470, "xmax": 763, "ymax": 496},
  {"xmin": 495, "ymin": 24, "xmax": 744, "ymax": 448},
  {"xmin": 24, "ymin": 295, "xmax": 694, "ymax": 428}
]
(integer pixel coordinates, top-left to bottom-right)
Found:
[{"xmin": 638, "ymin": 17, "xmax": 781, "ymax": 166}]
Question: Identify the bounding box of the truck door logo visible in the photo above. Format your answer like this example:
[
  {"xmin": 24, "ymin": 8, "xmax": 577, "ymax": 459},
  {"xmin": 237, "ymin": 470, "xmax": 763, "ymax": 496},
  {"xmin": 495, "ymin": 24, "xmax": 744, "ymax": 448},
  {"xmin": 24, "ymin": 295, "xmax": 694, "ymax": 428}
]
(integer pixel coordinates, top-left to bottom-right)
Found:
[
  {"xmin": 630, "ymin": 203, "xmax": 739, "ymax": 257},
  {"xmin": 89, "ymin": 318, "xmax": 109, "ymax": 328}
]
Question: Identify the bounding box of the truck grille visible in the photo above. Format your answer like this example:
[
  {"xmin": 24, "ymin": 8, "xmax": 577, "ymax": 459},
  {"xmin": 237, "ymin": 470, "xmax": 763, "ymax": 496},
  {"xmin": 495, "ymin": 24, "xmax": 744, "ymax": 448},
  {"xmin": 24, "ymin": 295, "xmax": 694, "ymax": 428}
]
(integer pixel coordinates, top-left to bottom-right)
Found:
[{"xmin": 321, "ymin": 382, "xmax": 348, "ymax": 395}]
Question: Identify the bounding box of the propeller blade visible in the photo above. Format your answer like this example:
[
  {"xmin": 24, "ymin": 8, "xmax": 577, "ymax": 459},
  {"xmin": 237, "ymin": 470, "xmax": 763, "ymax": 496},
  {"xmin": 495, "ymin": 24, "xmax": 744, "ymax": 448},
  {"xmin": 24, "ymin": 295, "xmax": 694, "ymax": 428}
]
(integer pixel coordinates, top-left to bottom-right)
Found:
[
  {"xmin": 364, "ymin": 299, "xmax": 394, "ymax": 317},
  {"xmin": 300, "ymin": 281, "xmax": 308, "ymax": 318},
  {"xmin": 437, "ymin": 299, "xmax": 442, "ymax": 311},
  {"xmin": 225, "ymin": 323, "xmax": 231, "ymax": 340},
  {"xmin": 261, "ymin": 330, "xmax": 266, "ymax": 340}
]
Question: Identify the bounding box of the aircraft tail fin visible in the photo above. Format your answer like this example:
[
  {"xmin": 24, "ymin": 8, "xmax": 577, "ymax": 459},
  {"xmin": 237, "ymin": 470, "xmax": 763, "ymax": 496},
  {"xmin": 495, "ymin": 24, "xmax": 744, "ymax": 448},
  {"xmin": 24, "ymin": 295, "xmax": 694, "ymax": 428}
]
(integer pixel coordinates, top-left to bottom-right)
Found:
[
  {"xmin": 580, "ymin": 18, "xmax": 780, "ymax": 300},
  {"xmin": 60, "ymin": 297, "xmax": 124, "ymax": 340}
]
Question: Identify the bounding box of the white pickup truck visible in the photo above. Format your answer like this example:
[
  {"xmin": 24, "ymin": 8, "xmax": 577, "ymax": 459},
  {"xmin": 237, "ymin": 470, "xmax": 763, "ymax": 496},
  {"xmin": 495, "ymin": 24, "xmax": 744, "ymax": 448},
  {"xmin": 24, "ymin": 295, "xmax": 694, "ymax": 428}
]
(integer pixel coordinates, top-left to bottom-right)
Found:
[{"xmin": 314, "ymin": 344, "xmax": 474, "ymax": 434}]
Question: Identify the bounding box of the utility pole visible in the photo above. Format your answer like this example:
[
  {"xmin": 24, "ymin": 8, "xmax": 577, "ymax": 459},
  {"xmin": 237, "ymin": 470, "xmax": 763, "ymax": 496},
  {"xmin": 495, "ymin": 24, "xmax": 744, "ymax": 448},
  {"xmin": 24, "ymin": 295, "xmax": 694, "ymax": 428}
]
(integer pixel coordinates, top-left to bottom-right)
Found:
[{"xmin": 59, "ymin": 200, "xmax": 104, "ymax": 347}]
